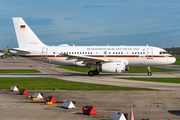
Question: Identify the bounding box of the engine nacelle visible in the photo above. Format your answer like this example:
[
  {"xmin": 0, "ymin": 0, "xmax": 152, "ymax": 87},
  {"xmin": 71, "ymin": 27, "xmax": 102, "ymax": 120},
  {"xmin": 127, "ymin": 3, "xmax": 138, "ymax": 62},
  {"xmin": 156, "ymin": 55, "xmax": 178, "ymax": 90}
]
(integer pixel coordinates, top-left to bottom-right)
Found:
[
  {"xmin": 73, "ymin": 61, "xmax": 86, "ymax": 66},
  {"xmin": 97, "ymin": 62, "xmax": 126, "ymax": 73}
]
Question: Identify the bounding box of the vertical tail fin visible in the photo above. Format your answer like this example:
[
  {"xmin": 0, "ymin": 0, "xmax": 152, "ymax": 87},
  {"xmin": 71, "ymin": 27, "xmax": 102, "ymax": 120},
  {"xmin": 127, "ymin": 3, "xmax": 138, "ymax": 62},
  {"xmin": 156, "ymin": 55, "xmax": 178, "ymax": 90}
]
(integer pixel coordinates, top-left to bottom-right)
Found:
[{"xmin": 12, "ymin": 17, "xmax": 46, "ymax": 48}]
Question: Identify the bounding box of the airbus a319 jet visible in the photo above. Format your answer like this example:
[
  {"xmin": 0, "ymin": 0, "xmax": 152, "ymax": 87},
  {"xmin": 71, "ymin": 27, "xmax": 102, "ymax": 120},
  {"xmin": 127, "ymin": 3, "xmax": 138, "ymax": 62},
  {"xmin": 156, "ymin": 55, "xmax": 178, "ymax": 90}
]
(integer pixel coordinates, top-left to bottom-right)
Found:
[{"xmin": 10, "ymin": 17, "xmax": 176, "ymax": 76}]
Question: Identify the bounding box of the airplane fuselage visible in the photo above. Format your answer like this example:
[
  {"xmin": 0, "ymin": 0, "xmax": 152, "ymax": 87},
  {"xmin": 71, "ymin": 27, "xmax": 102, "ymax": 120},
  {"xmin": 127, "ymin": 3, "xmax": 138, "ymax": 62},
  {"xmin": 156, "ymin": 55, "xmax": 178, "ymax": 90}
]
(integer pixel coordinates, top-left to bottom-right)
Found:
[{"xmin": 18, "ymin": 45, "xmax": 175, "ymax": 66}]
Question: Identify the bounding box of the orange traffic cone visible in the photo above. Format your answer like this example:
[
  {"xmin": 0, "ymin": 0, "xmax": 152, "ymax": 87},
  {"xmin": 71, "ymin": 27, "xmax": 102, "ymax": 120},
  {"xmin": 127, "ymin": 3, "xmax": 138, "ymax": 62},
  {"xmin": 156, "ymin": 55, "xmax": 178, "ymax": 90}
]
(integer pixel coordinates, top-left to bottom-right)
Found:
[{"xmin": 129, "ymin": 108, "xmax": 134, "ymax": 120}]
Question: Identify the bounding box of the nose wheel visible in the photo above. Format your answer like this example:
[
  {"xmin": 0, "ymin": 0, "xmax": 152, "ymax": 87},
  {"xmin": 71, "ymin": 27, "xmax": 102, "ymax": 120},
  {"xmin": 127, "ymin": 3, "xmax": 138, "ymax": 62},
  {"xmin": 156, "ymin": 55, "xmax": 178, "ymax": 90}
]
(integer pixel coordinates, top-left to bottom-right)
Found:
[
  {"xmin": 147, "ymin": 71, "xmax": 152, "ymax": 76},
  {"xmin": 147, "ymin": 66, "xmax": 152, "ymax": 76}
]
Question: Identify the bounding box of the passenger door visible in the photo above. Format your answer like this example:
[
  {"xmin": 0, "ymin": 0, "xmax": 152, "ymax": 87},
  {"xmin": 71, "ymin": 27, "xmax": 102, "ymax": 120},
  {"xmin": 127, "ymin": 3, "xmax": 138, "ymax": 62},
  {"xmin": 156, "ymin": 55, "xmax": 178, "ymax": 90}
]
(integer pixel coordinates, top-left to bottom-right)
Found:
[
  {"xmin": 41, "ymin": 48, "xmax": 48, "ymax": 59},
  {"xmin": 147, "ymin": 48, "xmax": 153, "ymax": 59}
]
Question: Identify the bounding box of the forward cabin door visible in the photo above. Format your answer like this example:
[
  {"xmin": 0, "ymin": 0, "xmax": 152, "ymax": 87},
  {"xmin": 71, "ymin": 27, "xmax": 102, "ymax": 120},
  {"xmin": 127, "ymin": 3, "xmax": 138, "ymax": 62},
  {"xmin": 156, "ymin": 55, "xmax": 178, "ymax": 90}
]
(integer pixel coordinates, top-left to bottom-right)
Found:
[
  {"xmin": 41, "ymin": 48, "xmax": 48, "ymax": 59},
  {"xmin": 147, "ymin": 48, "xmax": 153, "ymax": 59}
]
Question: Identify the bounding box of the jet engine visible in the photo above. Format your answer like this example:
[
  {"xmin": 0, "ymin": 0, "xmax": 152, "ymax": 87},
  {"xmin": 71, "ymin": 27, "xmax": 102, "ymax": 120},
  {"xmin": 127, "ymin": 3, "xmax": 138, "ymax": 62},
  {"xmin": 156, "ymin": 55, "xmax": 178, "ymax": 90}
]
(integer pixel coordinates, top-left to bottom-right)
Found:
[
  {"xmin": 97, "ymin": 62, "xmax": 126, "ymax": 73},
  {"xmin": 73, "ymin": 61, "xmax": 86, "ymax": 66}
]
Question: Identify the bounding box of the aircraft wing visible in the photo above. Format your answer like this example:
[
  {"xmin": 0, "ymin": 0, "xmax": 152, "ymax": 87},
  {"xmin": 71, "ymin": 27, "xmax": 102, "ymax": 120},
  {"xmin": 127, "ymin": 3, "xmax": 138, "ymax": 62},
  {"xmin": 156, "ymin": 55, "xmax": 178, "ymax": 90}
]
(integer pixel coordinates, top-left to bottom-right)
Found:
[{"xmin": 63, "ymin": 54, "xmax": 116, "ymax": 65}]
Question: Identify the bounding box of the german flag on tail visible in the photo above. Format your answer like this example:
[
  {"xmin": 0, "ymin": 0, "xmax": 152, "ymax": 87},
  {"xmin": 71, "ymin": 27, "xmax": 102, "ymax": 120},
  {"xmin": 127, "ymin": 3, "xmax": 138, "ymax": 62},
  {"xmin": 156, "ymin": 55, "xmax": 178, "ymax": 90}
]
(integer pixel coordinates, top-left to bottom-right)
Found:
[{"xmin": 20, "ymin": 25, "xmax": 25, "ymax": 29}]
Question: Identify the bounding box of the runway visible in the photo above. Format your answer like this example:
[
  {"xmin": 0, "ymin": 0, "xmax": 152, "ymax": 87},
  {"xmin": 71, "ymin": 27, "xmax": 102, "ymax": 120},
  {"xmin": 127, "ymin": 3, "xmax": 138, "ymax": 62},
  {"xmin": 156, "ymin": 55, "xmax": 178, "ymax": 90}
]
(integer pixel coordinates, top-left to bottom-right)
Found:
[{"xmin": 1, "ymin": 58, "xmax": 180, "ymax": 120}]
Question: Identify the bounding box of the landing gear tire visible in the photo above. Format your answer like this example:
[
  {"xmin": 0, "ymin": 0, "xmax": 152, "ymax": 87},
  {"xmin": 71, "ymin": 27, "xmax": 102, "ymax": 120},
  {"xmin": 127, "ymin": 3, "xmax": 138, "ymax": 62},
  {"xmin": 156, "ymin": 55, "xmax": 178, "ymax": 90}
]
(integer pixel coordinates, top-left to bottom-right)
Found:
[
  {"xmin": 88, "ymin": 71, "xmax": 94, "ymax": 76},
  {"xmin": 147, "ymin": 72, "xmax": 152, "ymax": 76},
  {"xmin": 93, "ymin": 70, "xmax": 99, "ymax": 75},
  {"xmin": 147, "ymin": 66, "xmax": 152, "ymax": 76}
]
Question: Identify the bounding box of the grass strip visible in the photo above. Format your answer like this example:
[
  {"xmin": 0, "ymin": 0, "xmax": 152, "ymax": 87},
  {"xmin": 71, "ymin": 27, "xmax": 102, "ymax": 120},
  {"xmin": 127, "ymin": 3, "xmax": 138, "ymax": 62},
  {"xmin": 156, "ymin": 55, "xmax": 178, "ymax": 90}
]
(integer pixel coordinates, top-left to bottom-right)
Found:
[
  {"xmin": 0, "ymin": 77, "xmax": 149, "ymax": 90},
  {"xmin": 0, "ymin": 69, "xmax": 40, "ymax": 73},
  {"xmin": 174, "ymin": 57, "xmax": 180, "ymax": 65},
  {"xmin": 58, "ymin": 66, "xmax": 90, "ymax": 73},
  {"xmin": 121, "ymin": 78, "xmax": 180, "ymax": 83}
]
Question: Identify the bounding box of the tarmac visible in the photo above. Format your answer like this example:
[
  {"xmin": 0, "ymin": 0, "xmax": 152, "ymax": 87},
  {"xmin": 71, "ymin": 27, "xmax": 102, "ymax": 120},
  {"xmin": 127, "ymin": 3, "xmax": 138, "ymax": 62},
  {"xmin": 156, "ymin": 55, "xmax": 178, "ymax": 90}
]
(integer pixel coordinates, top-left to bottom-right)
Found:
[{"xmin": 0, "ymin": 57, "xmax": 180, "ymax": 120}]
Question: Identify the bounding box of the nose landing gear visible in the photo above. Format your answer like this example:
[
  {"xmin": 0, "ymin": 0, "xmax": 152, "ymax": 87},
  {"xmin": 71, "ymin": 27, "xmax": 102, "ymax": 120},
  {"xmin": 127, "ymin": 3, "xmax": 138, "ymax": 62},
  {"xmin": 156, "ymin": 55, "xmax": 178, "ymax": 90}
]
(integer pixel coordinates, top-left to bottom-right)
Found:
[{"xmin": 147, "ymin": 66, "xmax": 152, "ymax": 76}]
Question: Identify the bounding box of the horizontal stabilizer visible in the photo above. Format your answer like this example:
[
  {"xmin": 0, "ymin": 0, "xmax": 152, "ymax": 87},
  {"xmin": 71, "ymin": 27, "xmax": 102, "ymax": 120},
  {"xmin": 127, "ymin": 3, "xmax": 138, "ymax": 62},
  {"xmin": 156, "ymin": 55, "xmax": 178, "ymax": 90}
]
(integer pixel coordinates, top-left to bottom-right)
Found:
[{"xmin": 9, "ymin": 48, "xmax": 31, "ymax": 54}]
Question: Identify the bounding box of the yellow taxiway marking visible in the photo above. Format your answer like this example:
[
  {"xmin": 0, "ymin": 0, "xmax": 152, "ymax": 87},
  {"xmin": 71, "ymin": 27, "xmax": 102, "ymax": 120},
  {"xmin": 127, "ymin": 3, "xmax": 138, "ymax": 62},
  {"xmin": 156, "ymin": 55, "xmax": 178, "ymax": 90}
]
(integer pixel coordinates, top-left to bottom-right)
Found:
[{"xmin": 163, "ymin": 74, "xmax": 180, "ymax": 77}]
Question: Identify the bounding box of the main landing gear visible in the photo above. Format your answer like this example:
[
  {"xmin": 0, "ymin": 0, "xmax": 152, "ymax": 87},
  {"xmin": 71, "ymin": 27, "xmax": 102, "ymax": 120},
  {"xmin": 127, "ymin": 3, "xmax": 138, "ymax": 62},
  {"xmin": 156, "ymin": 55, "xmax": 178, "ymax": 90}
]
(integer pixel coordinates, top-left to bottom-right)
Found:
[
  {"xmin": 147, "ymin": 66, "xmax": 152, "ymax": 76},
  {"xmin": 88, "ymin": 70, "xmax": 99, "ymax": 76}
]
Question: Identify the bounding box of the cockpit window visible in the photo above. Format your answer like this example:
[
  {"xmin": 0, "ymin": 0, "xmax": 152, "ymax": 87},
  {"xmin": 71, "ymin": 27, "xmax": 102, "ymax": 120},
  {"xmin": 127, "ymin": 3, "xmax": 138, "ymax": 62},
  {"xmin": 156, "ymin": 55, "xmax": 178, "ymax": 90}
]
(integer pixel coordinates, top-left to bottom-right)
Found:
[{"xmin": 159, "ymin": 51, "xmax": 168, "ymax": 54}]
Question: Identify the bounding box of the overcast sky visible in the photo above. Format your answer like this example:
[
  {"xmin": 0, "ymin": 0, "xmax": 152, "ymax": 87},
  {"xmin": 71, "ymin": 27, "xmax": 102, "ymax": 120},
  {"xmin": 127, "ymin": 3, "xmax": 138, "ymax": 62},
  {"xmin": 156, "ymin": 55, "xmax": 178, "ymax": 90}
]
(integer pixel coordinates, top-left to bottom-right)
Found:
[{"xmin": 0, "ymin": 0, "xmax": 180, "ymax": 49}]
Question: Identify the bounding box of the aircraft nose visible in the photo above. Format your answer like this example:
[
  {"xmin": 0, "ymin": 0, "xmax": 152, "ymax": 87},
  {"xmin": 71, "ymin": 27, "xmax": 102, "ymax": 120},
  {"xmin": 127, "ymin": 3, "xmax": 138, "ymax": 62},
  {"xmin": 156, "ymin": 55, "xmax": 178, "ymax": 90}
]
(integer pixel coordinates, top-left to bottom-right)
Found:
[{"xmin": 170, "ymin": 56, "xmax": 176, "ymax": 64}]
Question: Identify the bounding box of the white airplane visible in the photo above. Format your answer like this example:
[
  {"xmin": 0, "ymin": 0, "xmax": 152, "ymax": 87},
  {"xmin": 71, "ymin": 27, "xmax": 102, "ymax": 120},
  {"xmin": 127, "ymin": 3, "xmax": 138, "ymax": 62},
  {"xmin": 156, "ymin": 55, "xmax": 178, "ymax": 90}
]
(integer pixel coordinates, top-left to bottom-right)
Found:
[{"xmin": 10, "ymin": 17, "xmax": 176, "ymax": 76}]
